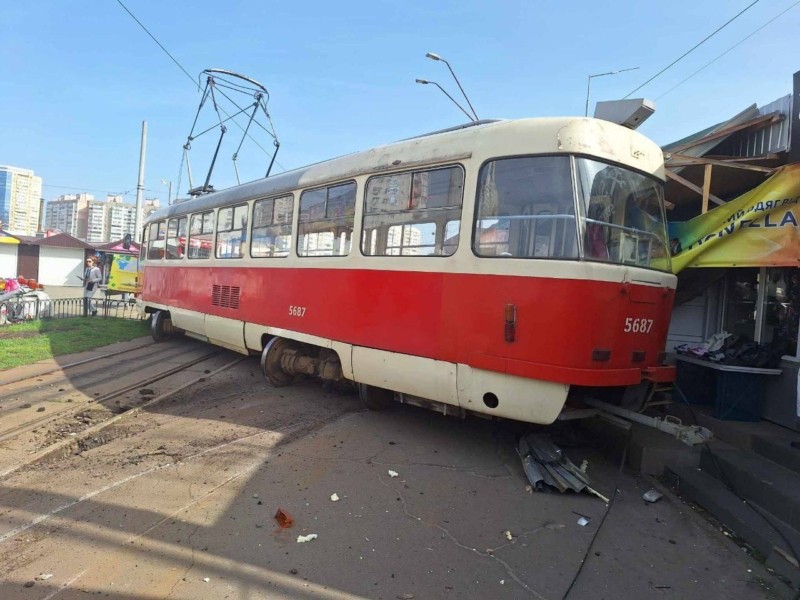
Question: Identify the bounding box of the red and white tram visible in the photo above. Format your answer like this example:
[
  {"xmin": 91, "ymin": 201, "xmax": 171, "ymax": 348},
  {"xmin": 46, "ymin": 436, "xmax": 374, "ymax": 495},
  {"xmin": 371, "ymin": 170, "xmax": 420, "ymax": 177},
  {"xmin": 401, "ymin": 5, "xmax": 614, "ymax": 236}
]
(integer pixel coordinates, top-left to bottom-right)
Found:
[{"xmin": 139, "ymin": 117, "xmax": 676, "ymax": 424}]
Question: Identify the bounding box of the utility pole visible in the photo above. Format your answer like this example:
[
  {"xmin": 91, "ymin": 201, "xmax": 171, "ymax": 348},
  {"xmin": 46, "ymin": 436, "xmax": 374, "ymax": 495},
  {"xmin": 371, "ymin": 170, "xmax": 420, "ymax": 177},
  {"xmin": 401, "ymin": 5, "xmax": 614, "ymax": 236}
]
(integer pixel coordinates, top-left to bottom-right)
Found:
[{"xmin": 134, "ymin": 121, "xmax": 147, "ymax": 243}]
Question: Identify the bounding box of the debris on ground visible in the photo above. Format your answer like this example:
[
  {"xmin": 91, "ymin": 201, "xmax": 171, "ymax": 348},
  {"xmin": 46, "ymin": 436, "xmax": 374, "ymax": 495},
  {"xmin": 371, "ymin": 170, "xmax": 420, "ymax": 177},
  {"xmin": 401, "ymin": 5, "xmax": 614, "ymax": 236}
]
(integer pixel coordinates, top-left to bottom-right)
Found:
[
  {"xmin": 35, "ymin": 573, "xmax": 53, "ymax": 581},
  {"xmin": 504, "ymin": 530, "xmax": 513, "ymax": 541},
  {"xmin": 202, "ymin": 577, "xmax": 210, "ymax": 583},
  {"xmin": 643, "ymin": 489, "xmax": 663, "ymax": 503},
  {"xmin": 517, "ymin": 433, "xmax": 590, "ymax": 493},
  {"xmin": 297, "ymin": 533, "xmax": 318, "ymax": 543},
  {"xmin": 330, "ymin": 493, "xmax": 339, "ymax": 502},
  {"xmin": 388, "ymin": 470, "xmax": 399, "ymax": 478},
  {"xmin": 577, "ymin": 516, "xmax": 590, "ymax": 527},
  {"xmin": 274, "ymin": 508, "xmax": 294, "ymax": 529}
]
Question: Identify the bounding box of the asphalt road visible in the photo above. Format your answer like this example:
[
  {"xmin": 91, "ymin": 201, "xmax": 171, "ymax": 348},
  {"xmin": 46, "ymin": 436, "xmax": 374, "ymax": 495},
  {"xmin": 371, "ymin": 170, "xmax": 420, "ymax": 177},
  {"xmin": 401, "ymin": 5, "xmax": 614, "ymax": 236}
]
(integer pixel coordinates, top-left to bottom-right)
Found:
[{"xmin": 0, "ymin": 338, "xmax": 791, "ymax": 599}]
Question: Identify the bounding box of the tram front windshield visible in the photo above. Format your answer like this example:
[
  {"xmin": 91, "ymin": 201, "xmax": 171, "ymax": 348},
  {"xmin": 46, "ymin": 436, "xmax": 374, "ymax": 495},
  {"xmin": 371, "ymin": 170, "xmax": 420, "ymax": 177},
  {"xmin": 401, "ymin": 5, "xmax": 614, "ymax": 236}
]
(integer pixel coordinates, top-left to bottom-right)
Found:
[{"xmin": 473, "ymin": 155, "xmax": 671, "ymax": 272}]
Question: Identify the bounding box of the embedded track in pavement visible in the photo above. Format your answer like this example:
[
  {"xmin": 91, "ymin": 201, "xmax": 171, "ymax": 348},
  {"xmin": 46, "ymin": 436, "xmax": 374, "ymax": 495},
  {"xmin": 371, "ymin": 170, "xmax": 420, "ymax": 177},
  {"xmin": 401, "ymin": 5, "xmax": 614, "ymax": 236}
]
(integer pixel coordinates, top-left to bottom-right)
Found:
[{"xmin": 0, "ymin": 339, "xmax": 245, "ymax": 478}]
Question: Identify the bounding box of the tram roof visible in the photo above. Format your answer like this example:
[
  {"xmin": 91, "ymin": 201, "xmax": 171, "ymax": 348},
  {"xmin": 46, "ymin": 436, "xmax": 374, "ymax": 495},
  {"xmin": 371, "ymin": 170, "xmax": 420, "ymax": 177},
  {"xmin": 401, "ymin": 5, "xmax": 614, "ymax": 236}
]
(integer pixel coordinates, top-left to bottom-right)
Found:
[{"xmin": 149, "ymin": 116, "xmax": 663, "ymax": 223}]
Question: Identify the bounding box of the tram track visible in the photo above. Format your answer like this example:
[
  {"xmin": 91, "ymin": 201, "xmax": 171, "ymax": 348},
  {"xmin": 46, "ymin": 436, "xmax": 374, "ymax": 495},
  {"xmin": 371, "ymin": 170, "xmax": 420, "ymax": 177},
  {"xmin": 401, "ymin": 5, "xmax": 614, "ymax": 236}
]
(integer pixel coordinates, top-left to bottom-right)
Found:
[
  {"xmin": 0, "ymin": 338, "xmax": 156, "ymax": 387},
  {"xmin": 0, "ymin": 344, "xmax": 244, "ymax": 479},
  {"xmin": 0, "ymin": 350, "xmax": 224, "ymax": 447},
  {"xmin": 0, "ymin": 342, "xmax": 200, "ymax": 405}
]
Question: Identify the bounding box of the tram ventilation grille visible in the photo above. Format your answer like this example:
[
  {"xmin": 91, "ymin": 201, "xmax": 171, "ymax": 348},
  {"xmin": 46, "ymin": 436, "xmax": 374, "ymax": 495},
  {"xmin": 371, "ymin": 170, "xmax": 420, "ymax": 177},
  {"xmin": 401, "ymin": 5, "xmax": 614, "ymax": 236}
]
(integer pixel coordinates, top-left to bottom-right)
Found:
[{"xmin": 211, "ymin": 285, "xmax": 240, "ymax": 309}]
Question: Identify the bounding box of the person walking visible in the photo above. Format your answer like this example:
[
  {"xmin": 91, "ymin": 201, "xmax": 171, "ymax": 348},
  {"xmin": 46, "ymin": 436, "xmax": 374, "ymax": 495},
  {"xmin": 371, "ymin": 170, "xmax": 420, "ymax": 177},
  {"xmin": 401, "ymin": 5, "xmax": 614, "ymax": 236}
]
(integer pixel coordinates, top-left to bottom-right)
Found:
[{"xmin": 80, "ymin": 256, "xmax": 102, "ymax": 316}]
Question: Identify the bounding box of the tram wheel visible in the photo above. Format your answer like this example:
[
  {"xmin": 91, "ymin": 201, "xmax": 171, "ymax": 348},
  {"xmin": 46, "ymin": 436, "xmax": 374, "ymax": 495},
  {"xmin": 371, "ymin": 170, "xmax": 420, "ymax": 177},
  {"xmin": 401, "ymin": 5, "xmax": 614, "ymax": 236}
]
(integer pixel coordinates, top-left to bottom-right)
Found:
[
  {"xmin": 261, "ymin": 337, "xmax": 296, "ymax": 387},
  {"xmin": 150, "ymin": 311, "xmax": 173, "ymax": 342},
  {"xmin": 358, "ymin": 383, "xmax": 394, "ymax": 410}
]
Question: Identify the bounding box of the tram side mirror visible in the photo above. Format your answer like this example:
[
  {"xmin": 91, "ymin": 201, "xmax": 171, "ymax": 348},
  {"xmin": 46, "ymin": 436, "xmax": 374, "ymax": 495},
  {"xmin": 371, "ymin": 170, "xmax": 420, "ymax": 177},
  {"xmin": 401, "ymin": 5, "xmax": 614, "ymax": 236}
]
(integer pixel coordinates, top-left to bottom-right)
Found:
[{"xmin": 594, "ymin": 99, "xmax": 655, "ymax": 130}]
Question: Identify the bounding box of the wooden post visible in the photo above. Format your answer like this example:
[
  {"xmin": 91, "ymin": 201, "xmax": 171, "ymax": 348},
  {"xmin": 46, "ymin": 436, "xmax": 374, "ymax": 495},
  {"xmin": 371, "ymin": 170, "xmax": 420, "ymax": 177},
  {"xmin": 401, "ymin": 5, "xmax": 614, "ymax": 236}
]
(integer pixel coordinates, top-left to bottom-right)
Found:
[{"xmin": 701, "ymin": 164, "xmax": 713, "ymax": 214}]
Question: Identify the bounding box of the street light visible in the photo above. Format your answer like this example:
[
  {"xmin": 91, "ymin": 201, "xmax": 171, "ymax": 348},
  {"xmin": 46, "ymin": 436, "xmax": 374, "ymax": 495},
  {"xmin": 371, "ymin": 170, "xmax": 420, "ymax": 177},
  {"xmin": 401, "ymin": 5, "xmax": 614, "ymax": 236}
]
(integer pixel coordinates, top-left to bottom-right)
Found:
[
  {"xmin": 160, "ymin": 178, "xmax": 172, "ymax": 205},
  {"xmin": 585, "ymin": 67, "xmax": 639, "ymax": 117},
  {"xmin": 415, "ymin": 79, "xmax": 475, "ymax": 122},
  {"xmin": 425, "ymin": 52, "xmax": 479, "ymax": 121}
]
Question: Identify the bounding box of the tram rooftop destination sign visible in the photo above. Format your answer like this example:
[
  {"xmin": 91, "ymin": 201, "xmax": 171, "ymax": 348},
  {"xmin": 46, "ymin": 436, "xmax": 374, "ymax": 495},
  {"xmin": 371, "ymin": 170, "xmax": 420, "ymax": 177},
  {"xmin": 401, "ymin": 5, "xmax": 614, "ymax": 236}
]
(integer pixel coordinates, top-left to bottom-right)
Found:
[{"xmin": 669, "ymin": 162, "xmax": 800, "ymax": 272}]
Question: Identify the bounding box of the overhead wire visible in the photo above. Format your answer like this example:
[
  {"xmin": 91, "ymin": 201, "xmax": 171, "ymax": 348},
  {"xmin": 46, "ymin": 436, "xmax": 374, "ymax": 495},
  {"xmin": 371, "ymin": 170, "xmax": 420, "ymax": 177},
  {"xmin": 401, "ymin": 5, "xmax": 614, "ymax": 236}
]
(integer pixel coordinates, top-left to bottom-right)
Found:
[
  {"xmin": 115, "ymin": 0, "xmax": 196, "ymax": 88},
  {"xmin": 42, "ymin": 184, "xmax": 161, "ymax": 196},
  {"xmin": 623, "ymin": 0, "xmax": 761, "ymax": 98},
  {"xmin": 656, "ymin": 0, "xmax": 800, "ymax": 100}
]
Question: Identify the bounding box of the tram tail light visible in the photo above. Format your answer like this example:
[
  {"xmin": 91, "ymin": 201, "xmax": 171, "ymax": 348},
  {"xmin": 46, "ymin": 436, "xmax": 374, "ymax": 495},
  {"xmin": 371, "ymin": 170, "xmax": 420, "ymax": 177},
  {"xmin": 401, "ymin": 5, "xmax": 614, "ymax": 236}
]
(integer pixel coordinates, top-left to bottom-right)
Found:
[{"xmin": 504, "ymin": 303, "xmax": 516, "ymax": 343}]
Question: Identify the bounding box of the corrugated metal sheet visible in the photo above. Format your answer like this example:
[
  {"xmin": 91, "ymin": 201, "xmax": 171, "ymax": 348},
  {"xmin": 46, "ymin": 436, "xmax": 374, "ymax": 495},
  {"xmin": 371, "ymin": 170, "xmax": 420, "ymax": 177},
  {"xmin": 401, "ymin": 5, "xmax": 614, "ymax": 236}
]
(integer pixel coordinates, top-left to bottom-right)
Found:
[{"xmin": 715, "ymin": 94, "xmax": 791, "ymax": 157}]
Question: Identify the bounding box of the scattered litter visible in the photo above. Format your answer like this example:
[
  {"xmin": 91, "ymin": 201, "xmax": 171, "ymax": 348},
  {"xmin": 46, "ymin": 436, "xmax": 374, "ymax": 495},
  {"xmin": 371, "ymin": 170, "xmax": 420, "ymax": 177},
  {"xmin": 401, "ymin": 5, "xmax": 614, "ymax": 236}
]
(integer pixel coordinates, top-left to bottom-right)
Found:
[
  {"xmin": 35, "ymin": 574, "xmax": 53, "ymax": 581},
  {"xmin": 643, "ymin": 489, "xmax": 663, "ymax": 503},
  {"xmin": 500, "ymin": 580, "xmax": 505, "ymax": 585},
  {"xmin": 517, "ymin": 433, "xmax": 591, "ymax": 494},
  {"xmin": 504, "ymin": 530, "xmax": 513, "ymax": 541},
  {"xmin": 330, "ymin": 493, "xmax": 340, "ymax": 502},
  {"xmin": 297, "ymin": 533, "xmax": 318, "ymax": 543},
  {"xmin": 577, "ymin": 517, "xmax": 590, "ymax": 527},
  {"xmin": 586, "ymin": 487, "xmax": 610, "ymax": 504},
  {"xmin": 396, "ymin": 594, "xmax": 415, "ymax": 600},
  {"xmin": 274, "ymin": 508, "xmax": 294, "ymax": 529},
  {"xmin": 388, "ymin": 470, "xmax": 399, "ymax": 478},
  {"xmin": 253, "ymin": 494, "xmax": 259, "ymax": 499},
  {"xmin": 202, "ymin": 577, "xmax": 210, "ymax": 583}
]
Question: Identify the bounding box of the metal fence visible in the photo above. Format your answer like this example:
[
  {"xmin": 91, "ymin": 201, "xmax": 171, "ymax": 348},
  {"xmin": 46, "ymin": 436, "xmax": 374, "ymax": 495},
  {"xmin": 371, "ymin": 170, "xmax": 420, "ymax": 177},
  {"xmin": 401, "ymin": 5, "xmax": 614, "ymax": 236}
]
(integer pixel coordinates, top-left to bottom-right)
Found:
[{"xmin": 0, "ymin": 294, "xmax": 144, "ymax": 325}]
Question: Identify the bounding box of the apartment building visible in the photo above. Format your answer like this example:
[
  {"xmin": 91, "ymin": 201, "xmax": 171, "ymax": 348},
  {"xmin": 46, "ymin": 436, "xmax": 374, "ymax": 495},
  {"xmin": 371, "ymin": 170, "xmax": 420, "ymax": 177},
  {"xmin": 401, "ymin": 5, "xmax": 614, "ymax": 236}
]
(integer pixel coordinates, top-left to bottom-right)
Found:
[
  {"xmin": 44, "ymin": 194, "xmax": 160, "ymax": 243},
  {"xmin": 43, "ymin": 193, "xmax": 91, "ymax": 238},
  {"xmin": 0, "ymin": 165, "xmax": 43, "ymax": 236}
]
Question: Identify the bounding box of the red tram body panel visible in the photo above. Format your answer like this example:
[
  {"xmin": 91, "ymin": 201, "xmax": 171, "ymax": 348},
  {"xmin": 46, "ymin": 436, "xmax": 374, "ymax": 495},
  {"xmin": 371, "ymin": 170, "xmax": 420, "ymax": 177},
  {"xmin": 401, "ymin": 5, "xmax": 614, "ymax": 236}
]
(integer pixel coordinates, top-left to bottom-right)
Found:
[{"xmin": 142, "ymin": 266, "xmax": 675, "ymax": 386}]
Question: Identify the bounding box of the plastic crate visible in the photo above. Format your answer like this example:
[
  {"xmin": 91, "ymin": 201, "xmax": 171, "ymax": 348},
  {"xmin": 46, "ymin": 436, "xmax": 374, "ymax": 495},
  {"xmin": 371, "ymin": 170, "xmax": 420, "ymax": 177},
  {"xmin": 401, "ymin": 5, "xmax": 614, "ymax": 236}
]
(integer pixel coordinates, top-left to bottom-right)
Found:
[
  {"xmin": 675, "ymin": 358, "xmax": 716, "ymax": 405},
  {"xmin": 712, "ymin": 371, "xmax": 764, "ymax": 422}
]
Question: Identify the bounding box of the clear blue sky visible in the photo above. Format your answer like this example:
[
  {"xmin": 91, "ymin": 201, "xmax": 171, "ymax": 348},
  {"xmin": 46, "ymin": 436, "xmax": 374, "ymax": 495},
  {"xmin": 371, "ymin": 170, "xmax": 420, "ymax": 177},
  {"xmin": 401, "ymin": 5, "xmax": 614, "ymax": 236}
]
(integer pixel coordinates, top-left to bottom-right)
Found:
[{"xmin": 1, "ymin": 0, "xmax": 797, "ymax": 205}]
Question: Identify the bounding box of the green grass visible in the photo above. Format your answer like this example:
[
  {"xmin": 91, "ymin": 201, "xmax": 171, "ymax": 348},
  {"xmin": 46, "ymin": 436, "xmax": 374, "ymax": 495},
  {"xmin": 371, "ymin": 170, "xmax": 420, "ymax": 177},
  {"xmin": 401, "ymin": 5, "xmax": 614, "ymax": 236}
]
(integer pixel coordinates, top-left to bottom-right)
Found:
[{"xmin": 0, "ymin": 318, "xmax": 150, "ymax": 370}]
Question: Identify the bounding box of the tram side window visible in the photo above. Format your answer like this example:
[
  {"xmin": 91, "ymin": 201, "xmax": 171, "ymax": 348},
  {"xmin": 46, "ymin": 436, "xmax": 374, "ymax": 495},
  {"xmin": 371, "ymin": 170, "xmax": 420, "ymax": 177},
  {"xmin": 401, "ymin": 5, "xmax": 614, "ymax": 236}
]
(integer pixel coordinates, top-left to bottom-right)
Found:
[
  {"xmin": 473, "ymin": 156, "xmax": 578, "ymax": 259},
  {"xmin": 166, "ymin": 217, "xmax": 187, "ymax": 260},
  {"xmin": 362, "ymin": 166, "xmax": 464, "ymax": 257},
  {"xmin": 147, "ymin": 221, "xmax": 166, "ymax": 260},
  {"xmin": 297, "ymin": 182, "xmax": 356, "ymax": 257},
  {"xmin": 188, "ymin": 211, "xmax": 215, "ymax": 259},
  {"xmin": 216, "ymin": 204, "xmax": 249, "ymax": 259},
  {"xmin": 252, "ymin": 195, "xmax": 294, "ymax": 258}
]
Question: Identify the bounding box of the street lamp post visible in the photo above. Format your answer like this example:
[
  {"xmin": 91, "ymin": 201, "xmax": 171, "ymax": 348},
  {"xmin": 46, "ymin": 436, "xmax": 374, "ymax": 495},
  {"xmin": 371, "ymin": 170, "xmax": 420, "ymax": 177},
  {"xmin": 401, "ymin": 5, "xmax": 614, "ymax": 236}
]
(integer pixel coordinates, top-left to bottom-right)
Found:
[
  {"xmin": 585, "ymin": 67, "xmax": 639, "ymax": 117},
  {"xmin": 425, "ymin": 52, "xmax": 479, "ymax": 121},
  {"xmin": 415, "ymin": 79, "xmax": 475, "ymax": 122},
  {"xmin": 161, "ymin": 179, "xmax": 172, "ymax": 205}
]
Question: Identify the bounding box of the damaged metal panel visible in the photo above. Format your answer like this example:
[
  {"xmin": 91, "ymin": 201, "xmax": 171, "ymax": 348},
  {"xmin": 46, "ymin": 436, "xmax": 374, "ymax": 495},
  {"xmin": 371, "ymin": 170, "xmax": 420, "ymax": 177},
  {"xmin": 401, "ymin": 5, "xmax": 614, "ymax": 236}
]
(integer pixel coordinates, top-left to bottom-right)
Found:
[
  {"xmin": 517, "ymin": 434, "xmax": 590, "ymax": 494},
  {"xmin": 719, "ymin": 95, "xmax": 791, "ymax": 157}
]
